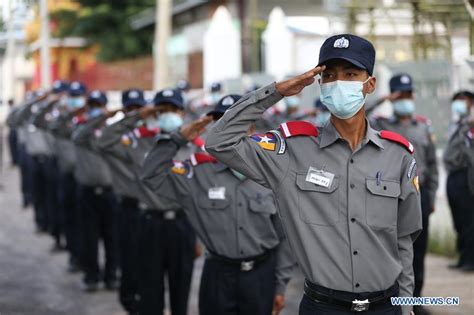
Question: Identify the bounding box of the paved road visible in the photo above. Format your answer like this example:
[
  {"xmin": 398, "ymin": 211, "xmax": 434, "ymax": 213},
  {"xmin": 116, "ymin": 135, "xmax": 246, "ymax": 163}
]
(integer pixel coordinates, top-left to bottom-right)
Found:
[{"xmin": 0, "ymin": 159, "xmax": 473, "ymax": 314}]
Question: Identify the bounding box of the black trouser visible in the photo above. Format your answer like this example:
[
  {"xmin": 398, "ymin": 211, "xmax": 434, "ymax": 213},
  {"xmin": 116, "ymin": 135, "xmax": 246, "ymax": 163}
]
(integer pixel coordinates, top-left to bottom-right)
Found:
[
  {"xmin": 60, "ymin": 172, "xmax": 81, "ymax": 265},
  {"xmin": 138, "ymin": 212, "xmax": 196, "ymax": 315},
  {"xmin": 18, "ymin": 144, "xmax": 33, "ymax": 207},
  {"xmin": 413, "ymin": 186, "xmax": 431, "ymax": 297},
  {"xmin": 447, "ymin": 170, "xmax": 474, "ymax": 266},
  {"xmin": 199, "ymin": 253, "xmax": 276, "ymax": 315},
  {"xmin": 44, "ymin": 157, "xmax": 63, "ymax": 245},
  {"xmin": 31, "ymin": 155, "xmax": 51, "ymax": 231},
  {"xmin": 299, "ymin": 294, "xmax": 402, "ymax": 315},
  {"xmin": 80, "ymin": 185, "xmax": 119, "ymax": 284},
  {"xmin": 8, "ymin": 129, "xmax": 18, "ymax": 165},
  {"xmin": 118, "ymin": 197, "xmax": 142, "ymax": 313}
]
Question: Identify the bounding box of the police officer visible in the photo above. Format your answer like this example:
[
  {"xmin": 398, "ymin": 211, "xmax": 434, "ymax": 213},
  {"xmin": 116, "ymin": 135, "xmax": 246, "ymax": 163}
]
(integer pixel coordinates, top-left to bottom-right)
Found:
[
  {"xmin": 141, "ymin": 95, "xmax": 295, "ymax": 315},
  {"xmin": 443, "ymin": 91, "xmax": 474, "ymax": 271},
  {"xmin": 6, "ymin": 99, "xmax": 19, "ymax": 166},
  {"xmin": 371, "ymin": 74, "xmax": 438, "ymax": 304},
  {"xmin": 96, "ymin": 88, "xmax": 147, "ymax": 313},
  {"xmin": 49, "ymin": 81, "xmax": 87, "ymax": 272},
  {"xmin": 98, "ymin": 88, "xmax": 197, "ymax": 315},
  {"xmin": 206, "ymin": 34, "xmax": 422, "ymax": 315},
  {"xmin": 71, "ymin": 89, "xmax": 119, "ymax": 292}
]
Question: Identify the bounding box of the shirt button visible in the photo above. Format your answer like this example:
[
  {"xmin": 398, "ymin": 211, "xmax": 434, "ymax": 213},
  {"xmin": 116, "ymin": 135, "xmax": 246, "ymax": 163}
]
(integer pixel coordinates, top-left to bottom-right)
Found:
[
  {"xmin": 239, "ymin": 226, "xmax": 243, "ymax": 230},
  {"xmin": 355, "ymin": 283, "xmax": 360, "ymax": 288},
  {"xmin": 351, "ymin": 218, "xmax": 356, "ymax": 223},
  {"xmin": 350, "ymin": 159, "xmax": 354, "ymax": 164},
  {"xmin": 353, "ymin": 251, "xmax": 358, "ymax": 255},
  {"xmin": 350, "ymin": 183, "xmax": 355, "ymax": 189},
  {"xmin": 238, "ymin": 202, "xmax": 243, "ymax": 207},
  {"xmin": 240, "ymin": 250, "xmax": 244, "ymax": 254}
]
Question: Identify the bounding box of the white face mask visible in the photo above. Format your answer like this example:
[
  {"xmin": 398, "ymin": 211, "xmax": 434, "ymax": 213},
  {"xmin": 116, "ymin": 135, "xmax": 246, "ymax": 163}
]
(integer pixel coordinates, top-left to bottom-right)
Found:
[{"xmin": 145, "ymin": 115, "xmax": 160, "ymax": 129}]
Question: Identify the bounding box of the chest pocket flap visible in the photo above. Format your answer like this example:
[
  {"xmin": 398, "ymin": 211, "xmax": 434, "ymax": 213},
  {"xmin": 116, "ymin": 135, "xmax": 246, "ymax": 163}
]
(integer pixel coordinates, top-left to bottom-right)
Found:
[
  {"xmin": 296, "ymin": 173, "xmax": 339, "ymax": 193},
  {"xmin": 249, "ymin": 195, "xmax": 276, "ymax": 214},
  {"xmin": 198, "ymin": 196, "xmax": 230, "ymax": 210},
  {"xmin": 366, "ymin": 179, "xmax": 400, "ymax": 198}
]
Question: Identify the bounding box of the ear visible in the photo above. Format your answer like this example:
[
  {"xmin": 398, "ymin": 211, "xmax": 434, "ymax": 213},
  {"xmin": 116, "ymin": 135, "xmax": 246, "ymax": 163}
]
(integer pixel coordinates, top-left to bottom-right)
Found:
[{"xmin": 365, "ymin": 76, "xmax": 376, "ymax": 95}]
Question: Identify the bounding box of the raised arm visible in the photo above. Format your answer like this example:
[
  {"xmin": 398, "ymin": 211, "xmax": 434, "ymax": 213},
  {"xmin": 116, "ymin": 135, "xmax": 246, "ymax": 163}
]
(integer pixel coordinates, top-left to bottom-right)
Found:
[{"xmin": 205, "ymin": 66, "xmax": 325, "ymax": 189}]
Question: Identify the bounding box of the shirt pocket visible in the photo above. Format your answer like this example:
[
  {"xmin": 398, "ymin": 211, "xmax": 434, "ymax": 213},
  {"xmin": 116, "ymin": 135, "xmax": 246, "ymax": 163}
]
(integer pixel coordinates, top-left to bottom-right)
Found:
[
  {"xmin": 248, "ymin": 195, "xmax": 277, "ymax": 215},
  {"xmin": 197, "ymin": 196, "xmax": 230, "ymax": 210},
  {"xmin": 365, "ymin": 178, "xmax": 400, "ymax": 229},
  {"xmin": 295, "ymin": 173, "xmax": 340, "ymax": 226}
]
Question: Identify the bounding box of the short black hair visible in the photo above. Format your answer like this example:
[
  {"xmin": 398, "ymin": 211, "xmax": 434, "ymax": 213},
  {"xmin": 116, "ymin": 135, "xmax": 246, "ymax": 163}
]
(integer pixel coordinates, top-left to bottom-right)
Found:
[{"xmin": 452, "ymin": 90, "xmax": 474, "ymax": 101}]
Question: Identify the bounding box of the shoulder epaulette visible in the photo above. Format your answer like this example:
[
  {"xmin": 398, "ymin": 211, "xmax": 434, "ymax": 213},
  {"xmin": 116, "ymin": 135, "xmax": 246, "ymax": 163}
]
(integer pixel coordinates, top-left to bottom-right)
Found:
[
  {"xmin": 189, "ymin": 152, "xmax": 217, "ymax": 166},
  {"xmin": 192, "ymin": 136, "xmax": 205, "ymax": 151},
  {"xmin": 279, "ymin": 121, "xmax": 319, "ymax": 138},
  {"xmin": 72, "ymin": 115, "xmax": 87, "ymax": 125},
  {"xmin": 133, "ymin": 126, "xmax": 158, "ymax": 138},
  {"xmin": 379, "ymin": 130, "xmax": 414, "ymax": 154}
]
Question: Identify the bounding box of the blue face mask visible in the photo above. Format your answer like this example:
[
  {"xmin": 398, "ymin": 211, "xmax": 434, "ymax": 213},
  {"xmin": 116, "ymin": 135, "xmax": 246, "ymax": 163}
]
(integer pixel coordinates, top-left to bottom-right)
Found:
[
  {"xmin": 451, "ymin": 100, "xmax": 468, "ymax": 116},
  {"xmin": 145, "ymin": 115, "xmax": 160, "ymax": 129},
  {"xmin": 68, "ymin": 97, "xmax": 85, "ymax": 109},
  {"xmin": 230, "ymin": 169, "xmax": 246, "ymax": 180},
  {"xmin": 393, "ymin": 99, "xmax": 415, "ymax": 116},
  {"xmin": 315, "ymin": 111, "xmax": 331, "ymax": 126},
  {"xmin": 158, "ymin": 112, "xmax": 183, "ymax": 133},
  {"xmin": 286, "ymin": 96, "xmax": 299, "ymax": 108},
  {"xmin": 88, "ymin": 108, "xmax": 103, "ymax": 119},
  {"xmin": 320, "ymin": 78, "xmax": 370, "ymax": 119}
]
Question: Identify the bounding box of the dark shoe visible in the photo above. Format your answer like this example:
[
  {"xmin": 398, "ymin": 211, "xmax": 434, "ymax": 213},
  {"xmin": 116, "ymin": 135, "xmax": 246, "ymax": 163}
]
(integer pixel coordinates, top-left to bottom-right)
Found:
[
  {"xmin": 67, "ymin": 261, "xmax": 81, "ymax": 273},
  {"xmin": 105, "ymin": 280, "xmax": 119, "ymax": 291},
  {"xmin": 82, "ymin": 281, "xmax": 98, "ymax": 293},
  {"xmin": 460, "ymin": 264, "xmax": 474, "ymax": 272},
  {"xmin": 448, "ymin": 260, "xmax": 463, "ymax": 269}
]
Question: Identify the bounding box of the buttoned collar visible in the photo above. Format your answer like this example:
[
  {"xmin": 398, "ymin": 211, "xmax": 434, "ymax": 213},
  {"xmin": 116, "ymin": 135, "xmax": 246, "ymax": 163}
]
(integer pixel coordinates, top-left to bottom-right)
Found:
[{"xmin": 319, "ymin": 118, "xmax": 384, "ymax": 150}]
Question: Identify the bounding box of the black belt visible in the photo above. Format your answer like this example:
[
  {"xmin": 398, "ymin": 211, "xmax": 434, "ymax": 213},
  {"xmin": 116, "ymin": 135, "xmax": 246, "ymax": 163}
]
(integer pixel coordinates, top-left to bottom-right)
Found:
[
  {"xmin": 145, "ymin": 210, "xmax": 184, "ymax": 220},
  {"xmin": 119, "ymin": 196, "xmax": 139, "ymax": 207},
  {"xmin": 304, "ymin": 280, "xmax": 399, "ymax": 312},
  {"xmin": 206, "ymin": 249, "xmax": 273, "ymax": 272}
]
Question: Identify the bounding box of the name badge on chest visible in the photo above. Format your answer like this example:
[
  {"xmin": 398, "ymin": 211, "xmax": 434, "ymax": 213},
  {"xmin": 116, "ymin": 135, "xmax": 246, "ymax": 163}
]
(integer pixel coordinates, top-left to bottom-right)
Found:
[
  {"xmin": 208, "ymin": 187, "xmax": 226, "ymax": 200},
  {"xmin": 306, "ymin": 167, "xmax": 335, "ymax": 188}
]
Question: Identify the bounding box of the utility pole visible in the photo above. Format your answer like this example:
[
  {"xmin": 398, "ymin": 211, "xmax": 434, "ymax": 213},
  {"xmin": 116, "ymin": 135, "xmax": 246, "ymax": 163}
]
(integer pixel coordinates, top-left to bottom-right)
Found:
[
  {"xmin": 154, "ymin": 0, "xmax": 172, "ymax": 90},
  {"xmin": 3, "ymin": 0, "xmax": 15, "ymax": 105},
  {"xmin": 39, "ymin": 0, "xmax": 51, "ymax": 89}
]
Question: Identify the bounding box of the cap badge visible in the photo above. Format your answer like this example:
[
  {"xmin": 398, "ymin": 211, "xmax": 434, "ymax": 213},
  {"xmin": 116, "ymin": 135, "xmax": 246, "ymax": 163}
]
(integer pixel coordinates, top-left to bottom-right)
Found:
[
  {"xmin": 128, "ymin": 90, "xmax": 139, "ymax": 99},
  {"xmin": 334, "ymin": 37, "xmax": 349, "ymax": 49},
  {"xmin": 71, "ymin": 82, "xmax": 80, "ymax": 89},
  {"xmin": 400, "ymin": 75, "xmax": 410, "ymax": 84},
  {"xmin": 91, "ymin": 90, "xmax": 101, "ymax": 98},
  {"xmin": 163, "ymin": 89, "xmax": 174, "ymax": 97},
  {"xmin": 53, "ymin": 81, "xmax": 61, "ymax": 88},
  {"xmin": 222, "ymin": 96, "xmax": 235, "ymax": 106}
]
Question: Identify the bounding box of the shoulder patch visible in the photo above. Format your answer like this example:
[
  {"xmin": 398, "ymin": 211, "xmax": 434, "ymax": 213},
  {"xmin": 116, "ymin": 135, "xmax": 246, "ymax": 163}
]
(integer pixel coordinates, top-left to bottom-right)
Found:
[
  {"xmin": 268, "ymin": 130, "xmax": 286, "ymax": 154},
  {"xmin": 121, "ymin": 134, "xmax": 132, "ymax": 146},
  {"xmin": 379, "ymin": 130, "xmax": 414, "ymax": 154},
  {"xmin": 171, "ymin": 160, "xmax": 189, "ymax": 175},
  {"xmin": 189, "ymin": 152, "xmax": 218, "ymax": 166},
  {"xmin": 279, "ymin": 121, "xmax": 319, "ymax": 138},
  {"xmin": 250, "ymin": 133, "xmax": 277, "ymax": 151}
]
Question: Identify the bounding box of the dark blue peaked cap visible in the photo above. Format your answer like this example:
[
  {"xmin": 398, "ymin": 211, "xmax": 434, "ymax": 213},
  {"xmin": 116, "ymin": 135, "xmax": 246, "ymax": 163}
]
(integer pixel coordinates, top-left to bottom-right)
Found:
[
  {"xmin": 389, "ymin": 73, "xmax": 414, "ymax": 93},
  {"xmin": 318, "ymin": 34, "xmax": 376, "ymax": 75}
]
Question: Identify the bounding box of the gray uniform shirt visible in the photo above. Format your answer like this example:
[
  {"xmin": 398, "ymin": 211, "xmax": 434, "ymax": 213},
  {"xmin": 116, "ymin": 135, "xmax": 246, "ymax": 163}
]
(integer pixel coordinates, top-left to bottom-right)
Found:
[
  {"xmin": 49, "ymin": 113, "xmax": 77, "ymax": 174},
  {"xmin": 140, "ymin": 132, "xmax": 295, "ymax": 294},
  {"xmin": 97, "ymin": 113, "xmax": 189, "ymax": 211},
  {"xmin": 205, "ymin": 83, "xmax": 422, "ymax": 308},
  {"xmin": 71, "ymin": 116, "xmax": 113, "ymax": 187},
  {"xmin": 372, "ymin": 116, "xmax": 438, "ymax": 208}
]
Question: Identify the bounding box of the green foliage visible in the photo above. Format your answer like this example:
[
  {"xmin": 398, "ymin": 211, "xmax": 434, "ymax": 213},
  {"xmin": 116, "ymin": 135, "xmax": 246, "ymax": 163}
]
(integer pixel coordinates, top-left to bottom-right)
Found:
[{"xmin": 54, "ymin": 0, "xmax": 156, "ymax": 61}]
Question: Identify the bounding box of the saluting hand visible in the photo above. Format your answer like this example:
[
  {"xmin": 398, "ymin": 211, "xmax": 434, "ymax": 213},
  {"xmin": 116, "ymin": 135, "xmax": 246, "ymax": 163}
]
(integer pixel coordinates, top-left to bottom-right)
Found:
[
  {"xmin": 139, "ymin": 105, "xmax": 161, "ymax": 119},
  {"xmin": 272, "ymin": 294, "xmax": 285, "ymax": 315},
  {"xmin": 276, "ymin": 65, "xmax": 326, "ymax": 96},
  {"xmin": 180, "ymin": 116, "xmax": 213, "ymax": 141}
]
